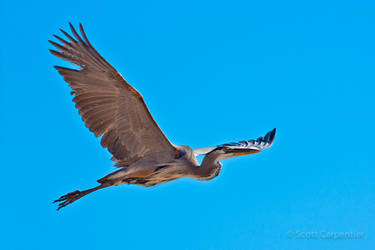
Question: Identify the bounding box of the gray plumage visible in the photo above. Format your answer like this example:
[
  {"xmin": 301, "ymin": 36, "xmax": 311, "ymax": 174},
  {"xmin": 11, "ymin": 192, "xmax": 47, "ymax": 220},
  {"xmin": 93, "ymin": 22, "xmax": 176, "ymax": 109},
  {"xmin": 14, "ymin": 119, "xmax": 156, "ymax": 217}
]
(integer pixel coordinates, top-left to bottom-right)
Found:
[{"xmin": 50, "ymin": 23, "xmax": 276, "ymax": 210}]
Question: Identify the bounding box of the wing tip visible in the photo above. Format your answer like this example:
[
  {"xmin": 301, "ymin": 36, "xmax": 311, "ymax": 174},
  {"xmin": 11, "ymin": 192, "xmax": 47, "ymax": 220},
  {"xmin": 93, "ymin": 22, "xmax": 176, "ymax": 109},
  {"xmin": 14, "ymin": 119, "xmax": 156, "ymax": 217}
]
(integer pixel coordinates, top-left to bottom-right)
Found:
[
  {"xmin": 270, "ymin": 127, "xmax": 276, "ymax": 138},
  {"xmin": 49, "ymin": 49, "xmax": 60, "ymax": 56},
  {"xmin": 265, "ymin": 128, "xmax": 276, "ymax": 147}
]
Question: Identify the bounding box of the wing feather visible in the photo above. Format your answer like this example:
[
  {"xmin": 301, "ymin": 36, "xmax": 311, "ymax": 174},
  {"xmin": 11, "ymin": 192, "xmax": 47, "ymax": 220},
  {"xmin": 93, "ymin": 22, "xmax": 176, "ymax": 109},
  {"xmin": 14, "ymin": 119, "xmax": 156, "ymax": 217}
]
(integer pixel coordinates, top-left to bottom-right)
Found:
[
  {"xmin": 221, "ymin": 128, "xmax": 276, "ymax": 150},
  {"xmin": 50, "ymin": 23, "xmax": 178, "ymax": 166},
  {"xmin": 193, "ymin": 128, "xmax": 276, "ymax": 155}
]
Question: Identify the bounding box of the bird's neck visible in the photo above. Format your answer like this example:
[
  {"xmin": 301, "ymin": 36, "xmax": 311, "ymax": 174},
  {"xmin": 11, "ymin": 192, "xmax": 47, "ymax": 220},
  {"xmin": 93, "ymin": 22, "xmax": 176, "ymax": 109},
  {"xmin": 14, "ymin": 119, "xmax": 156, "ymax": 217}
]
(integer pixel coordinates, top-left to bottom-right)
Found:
[{"xmin": 190, "ymin": 151, "xmax": 222, "ymax": 180}]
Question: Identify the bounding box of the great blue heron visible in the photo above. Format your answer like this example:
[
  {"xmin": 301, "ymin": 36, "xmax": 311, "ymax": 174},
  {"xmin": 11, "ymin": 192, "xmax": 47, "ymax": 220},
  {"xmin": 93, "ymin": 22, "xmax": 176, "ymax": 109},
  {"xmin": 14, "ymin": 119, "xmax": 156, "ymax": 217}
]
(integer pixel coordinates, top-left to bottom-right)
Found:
[{"xmin": 50, "ymin": 23, "xmax": 276, "ymax": 210}]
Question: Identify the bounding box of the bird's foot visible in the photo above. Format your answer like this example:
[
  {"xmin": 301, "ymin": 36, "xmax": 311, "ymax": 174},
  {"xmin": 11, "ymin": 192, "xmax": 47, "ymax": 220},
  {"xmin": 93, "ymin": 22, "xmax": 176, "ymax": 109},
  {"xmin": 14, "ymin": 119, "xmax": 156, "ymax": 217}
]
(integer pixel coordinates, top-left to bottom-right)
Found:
[{"xmin": 54, "ymin": 190, "xmax": 86, "ymax": 210}]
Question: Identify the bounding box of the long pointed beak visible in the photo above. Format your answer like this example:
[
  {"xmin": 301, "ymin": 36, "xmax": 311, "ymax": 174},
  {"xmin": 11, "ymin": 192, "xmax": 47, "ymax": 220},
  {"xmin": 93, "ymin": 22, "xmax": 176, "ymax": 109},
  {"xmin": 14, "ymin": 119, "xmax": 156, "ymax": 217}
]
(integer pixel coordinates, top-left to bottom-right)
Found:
[{"xmin": 224, "ymin": 147, "xmax": 261, "ymax": 156}]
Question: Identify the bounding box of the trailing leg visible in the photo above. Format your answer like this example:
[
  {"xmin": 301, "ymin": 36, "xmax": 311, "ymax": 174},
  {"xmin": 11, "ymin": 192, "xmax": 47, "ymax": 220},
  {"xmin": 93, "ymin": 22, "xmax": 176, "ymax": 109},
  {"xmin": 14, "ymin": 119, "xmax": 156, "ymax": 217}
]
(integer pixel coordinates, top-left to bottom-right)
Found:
[{"xmin": 54, "ymin": 183, "xmax": 111, "ymax": 210}]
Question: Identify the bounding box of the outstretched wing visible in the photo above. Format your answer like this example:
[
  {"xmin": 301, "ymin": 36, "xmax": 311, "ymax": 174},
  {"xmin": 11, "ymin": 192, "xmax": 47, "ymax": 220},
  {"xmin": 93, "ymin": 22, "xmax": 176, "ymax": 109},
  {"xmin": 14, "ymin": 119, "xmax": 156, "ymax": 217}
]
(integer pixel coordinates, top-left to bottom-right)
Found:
[
  {"xmin": 49, "ymin": 23, "xmax": 179, "ymax": 166},
  {"xmin": 193, "ymin": 128, "xmax": 276, "ymax": 155},
  {"xmin": 220, "ymin": 128, "xmax": 276, "ymax": 151}
]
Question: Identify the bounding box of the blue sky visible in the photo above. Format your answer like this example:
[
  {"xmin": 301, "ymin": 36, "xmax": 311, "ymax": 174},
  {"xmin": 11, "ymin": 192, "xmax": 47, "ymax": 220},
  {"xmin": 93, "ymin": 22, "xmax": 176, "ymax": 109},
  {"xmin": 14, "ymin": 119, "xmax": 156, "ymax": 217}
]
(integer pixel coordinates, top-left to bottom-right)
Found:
[{"xmin": 1, "ymin": 0, "xmax": 375, "ymax": 249}]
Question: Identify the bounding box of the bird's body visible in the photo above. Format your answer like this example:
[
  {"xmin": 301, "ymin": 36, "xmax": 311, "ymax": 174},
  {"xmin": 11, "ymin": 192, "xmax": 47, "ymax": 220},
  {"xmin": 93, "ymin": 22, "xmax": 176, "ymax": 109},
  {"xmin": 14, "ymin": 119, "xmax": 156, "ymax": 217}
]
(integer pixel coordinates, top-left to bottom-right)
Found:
[
  {"xmin": 50, "ymin": 24, "xmax": 276, "ymax": 210},
  {"xmin": 98, "ymin": 145, "xmax": 221, "ymax": 187}
]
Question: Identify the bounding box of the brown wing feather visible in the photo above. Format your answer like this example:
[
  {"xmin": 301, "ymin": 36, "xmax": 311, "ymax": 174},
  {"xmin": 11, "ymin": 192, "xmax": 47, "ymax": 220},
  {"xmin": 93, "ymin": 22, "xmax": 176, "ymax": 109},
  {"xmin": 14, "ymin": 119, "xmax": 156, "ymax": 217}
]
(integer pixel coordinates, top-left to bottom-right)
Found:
[{"xmin": 50, "ymin": 23, "xmax": 178, "ymax": 166}]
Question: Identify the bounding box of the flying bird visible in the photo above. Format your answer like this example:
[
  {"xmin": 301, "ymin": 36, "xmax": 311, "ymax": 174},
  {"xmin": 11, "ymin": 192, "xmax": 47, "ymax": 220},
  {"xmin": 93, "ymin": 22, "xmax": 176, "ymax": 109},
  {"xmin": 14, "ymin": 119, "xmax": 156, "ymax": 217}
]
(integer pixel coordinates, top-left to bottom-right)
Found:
[{"xmin": 50, "ymin": 23, "xmax": 276, "ymax": 210}]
